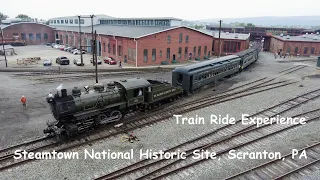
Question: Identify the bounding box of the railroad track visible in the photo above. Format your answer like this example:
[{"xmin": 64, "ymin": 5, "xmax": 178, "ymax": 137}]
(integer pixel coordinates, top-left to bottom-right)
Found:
[
  {"xmin": 201, "ymin": 64, "xmax": 306, "ymax": 99},
  {"xmin": 0, "ymin": 78, "xmax": 297, "ymax": 171},
  {"xmin": 224, "ymin": 141, "xmax": 320, "ymax": 180},
  {"xmin": 95, "ymin": 101, "xmax": 320, "ymax": 180}
]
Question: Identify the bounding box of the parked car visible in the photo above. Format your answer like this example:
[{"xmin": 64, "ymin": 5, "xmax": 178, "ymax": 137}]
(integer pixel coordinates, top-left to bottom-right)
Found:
[
  {"xmin": 68, "ymin": 47, "xmax": 76, "ymax": 52},
  {"xmin": 103, "ymin": 57, "xmax": 114, "ymax": 64},
  {"xmin": 109, "ymin": 59, "xmax": 117, "ymax": 65},
  {"xmin": 73, "ymin": 59, "xmax": 84, "ymax": 66},
  {"xmin": 73, "ymin": 49, "xmax": 86, "ymax": 55},
  {"xmin": 46, "ymin": 43, "xmax": 52, "ymax": 46},
  {"xmin": 90, "ymin": 57, "xmax": 102, "ymax": 64},
  {"xmin": 56, "ymin": 56, "xmax": 70, "ymax": 65},
  {"xmin": 43, "ymin": 59, "xmax": 52, "ymax": 66},
  {"xmin": 54, "ymin": 44, "xmax": 60, "ymax": 49},
  {"xmin": 51, "ymin": 43, "xmax": 56, "ymax": 47},
  {"xmin": 63, "ymin": 46, "xmax": 70, "ymax": 51},
  {"xmin": 59, "ymin": 45, "xmax": 65, "ymax": 50}
]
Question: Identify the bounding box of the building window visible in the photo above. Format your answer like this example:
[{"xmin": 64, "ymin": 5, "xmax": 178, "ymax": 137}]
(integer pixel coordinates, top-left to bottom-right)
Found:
[
  {"xmin": 143, "ymin": 49, "xmax": 148, "ymax": 62},
  {"xmin": 287, "ymin": 47, "xmax": 290, "ymax": 53},
  {"xmin": 36, "ymin": 33, "xmax": 41, "ymax": 40},
  {"xmin": 294, "ymin": 47, "xmax": 298, "ymax": 53},
  {"xmin": 304, "ymin": 47, "xmax": 308, "ymax": 54},
  {"xmin": 193, "ymin": 46, "xmax": 196, "ymax": 56},
  {"xmin": 160, "ymin": 50, "xmax": 162, "ymax": 58},
  {"xmin": 166, "ymin": 48, "xmax": 170, "ymax": 60},
  {"xmin": 65, "ymin": 19, "xmax": 68, "ymax": 24},
  {"xmin": 70, "ymin": 19, "xmax": 73, "ymax": 24},
  {"xmin": 57, "ymin": 20, "xmax": 60, "ymax": 24},
  {"xmin": 204, "ymin": 46, "xmax": 207, "ymax": 56},
  {"xmin": 179, "ymin": 33, "xmax": 183, "ymax": 43},
  {"xmin": 198, "ymin": 46, "xmax": 201, "ymax": 57},
  {"xmin": 21, "ymin": 33, "xmax": 26, "ymax": 40},
  {"xmin": 118, "ymin": 45, "xmax": 122, "ymax": 56},
  {"xmin": 178, "ymin": 47, "xmax": 182, "ymax": 59},
  {"xmin": 50, "ymin": 20, "xmax": 53, "ymax": 23},
  {"xmin": 29, "ymin": 33, "xmax": 34, "ymax": 40},
  {"xmin": 186, "ymin": 35, "xmax": 189, "ymax": 43},
  {"xmin": 167, "ymin": 35, "xmax": 171, "ymax": 44},
  {"xmin": 43, "ymin": 33, "xmax": 48, "ymax": 40},
  {"xmin": 133, "ymin": 48, "xmax": 136, "ymax": 61},
  {"xmin": 53, "ymin": 20, "xmax": 56, "ymax": 23},
  {"xmin": 108, "ymin": 43, "xmax": 110, "ymax": 53},
  {"xmin": 152, "ymin": 48, "xmax": 156, "ymax": 61},
  {"xmin": 75, "ymin": 19, "xmax": 79, "ymax": 24},
  {"xmin": 311, "ymin": 47, "xmax": 315, "ymax": 54},
  {"xmin": 113, "ymin": 44, "xmax": 116, "ymax": 55},
  {"xmin": 103, "ymin": 43, "xmax": 106, "ymax": 52},
  {"xmin": 80, "ymin": 19, "xmax": 84, "ymax": 24},
  {"xmin": 128, "ymin": 48, "xmax": 131, "ymax": 60},
  {"xmin": 184, "ymin": 47, "xmax": 188, "ymax": 59},
  {"xmin": 61, "ymin": 20, "xmax": 64, "ymax": 24}
]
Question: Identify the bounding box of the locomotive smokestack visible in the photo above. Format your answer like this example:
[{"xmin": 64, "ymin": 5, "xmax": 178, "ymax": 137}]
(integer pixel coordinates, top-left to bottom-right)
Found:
[{"xmin": 61, "ymin": 89, "xmax": 67, "ymax": 97}]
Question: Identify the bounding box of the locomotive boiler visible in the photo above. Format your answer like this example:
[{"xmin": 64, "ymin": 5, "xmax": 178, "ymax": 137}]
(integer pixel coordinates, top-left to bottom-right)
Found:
[{"xmin": 44, "ymin": 78, "xmax": 183, "ymax": 138}]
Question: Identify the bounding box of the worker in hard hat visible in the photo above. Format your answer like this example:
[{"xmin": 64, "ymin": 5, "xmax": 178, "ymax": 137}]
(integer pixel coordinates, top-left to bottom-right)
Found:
[{"xmin": 20, "ymin": 95, "xmax": 27, "ymax": 110}]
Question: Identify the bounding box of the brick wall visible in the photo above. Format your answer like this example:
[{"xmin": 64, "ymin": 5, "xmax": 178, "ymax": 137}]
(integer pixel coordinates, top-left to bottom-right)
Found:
[
  {"xmin": 3, "ymin": 23, "xmax": 54, "ymax": 45},
  {"xmin": 213, "ymin": 38, "xmax": 249, "ymax": 56},
  {"xmin": 55, "ymin": 27, "xmax": 214, "ymax": 66},
  {"xmin": 271, "ymin": 37, "xmax": 320, "ymax": 56},
  {"xmin": 136, "ymin": 27, "xmax": 213, "ymax": 66}
]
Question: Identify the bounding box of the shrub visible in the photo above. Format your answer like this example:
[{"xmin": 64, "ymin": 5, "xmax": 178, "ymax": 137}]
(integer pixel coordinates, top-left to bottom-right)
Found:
[
  {"xmin": 161, "ymin": 61, "xmax": 169, "ymax": 65},
  {"xmin": 171, "ymin": 59, "xmax": 178, "ymax": 64}
]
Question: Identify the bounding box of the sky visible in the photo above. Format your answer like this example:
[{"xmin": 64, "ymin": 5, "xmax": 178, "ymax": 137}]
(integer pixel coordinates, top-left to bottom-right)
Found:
[{"xmin": 2, "ymin": 0, "xmax": 320, "ymax": 21}]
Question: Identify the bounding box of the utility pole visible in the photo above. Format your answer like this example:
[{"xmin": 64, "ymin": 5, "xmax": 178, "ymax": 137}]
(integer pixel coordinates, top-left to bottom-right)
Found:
[
  {"xmin": 78, "ymin": 16, "xmax": 83, "ymax": 66},
  {"xmin": 218, "ymin": 20, "xmax": 222, "ymax": 57},
  {"xmin": 94, "ymin": 30, "xmax": 98, "ymax": 83},
  {"xmin": 91, "ymin": 15, "xmax": 95, "ymax": 68},
  {"xmin": 0, "ymin": 28, "xmax": 8, "ymax": 67}
]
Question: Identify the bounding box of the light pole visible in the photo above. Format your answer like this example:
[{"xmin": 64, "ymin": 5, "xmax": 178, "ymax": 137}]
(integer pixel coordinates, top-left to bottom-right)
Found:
[
  {"xmin": 77, "ymin": 15, "xmax": 83, "ymax": 66},
  {"xmin": 0, "ymin": 28, "xmax": 8, "ymax": 67},
  {"xmin": 218, "ymin": 20, "xmax": 222, "ymax": 57}
]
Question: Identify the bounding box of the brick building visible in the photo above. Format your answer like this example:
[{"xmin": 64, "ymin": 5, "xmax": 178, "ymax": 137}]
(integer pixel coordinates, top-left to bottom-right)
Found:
[
  {"xmin": 50, "ymin": 16, "xmax": 213, "ymax": 66},
  {"xmin": 54, "ymin": 25, "xmax": 213, "ymax": 66},
  {"xmin": 212, "ymin": 32, "xmax": 250, "ymax": 56},
  {"xmin": 270, "ymin": 33, "xmax": 320, "ymax": 56},
  {"xmin": 1, "ymin": 23, "xmax": 55, "ymax": 45}
]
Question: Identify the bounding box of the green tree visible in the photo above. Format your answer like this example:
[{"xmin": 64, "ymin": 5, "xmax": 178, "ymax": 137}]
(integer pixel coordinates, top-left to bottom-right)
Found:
[
  {"xmin": 0, "ymin": 12, "xmax": 9, "ymax": 21},
  {"xmin": 246, "ymin": 23, "xmax": 255, "ymax": 27},
  {"xmin": 16, "ymin": 14, "xmax": 31, "ymax": 19}
]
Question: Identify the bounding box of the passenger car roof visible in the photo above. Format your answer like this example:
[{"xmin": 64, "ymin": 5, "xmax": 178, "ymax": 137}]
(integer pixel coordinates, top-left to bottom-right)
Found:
[
  {"xmin": 115, "ymin": 78, "xmax": 150, "ymax": 90},
  {"xmin": 172, "ymin": 55, "xmax": 239, "ymax": 74}
]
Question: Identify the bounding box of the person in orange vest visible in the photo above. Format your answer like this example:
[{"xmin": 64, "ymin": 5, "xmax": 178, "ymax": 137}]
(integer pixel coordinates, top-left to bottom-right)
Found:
[{"xmin": 20, "ymin": 95, "xmax": 27, "ymax": 110}]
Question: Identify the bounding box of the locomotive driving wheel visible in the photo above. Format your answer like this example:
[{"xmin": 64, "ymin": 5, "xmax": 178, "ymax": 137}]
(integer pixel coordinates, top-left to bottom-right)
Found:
[{"xmin": 110, "ymin": 110, "xmax": 123, "ymax": 121}]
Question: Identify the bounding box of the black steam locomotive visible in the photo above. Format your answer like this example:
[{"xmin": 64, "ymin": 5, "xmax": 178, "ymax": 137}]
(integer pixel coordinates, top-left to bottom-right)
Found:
[{"xmin": 45, "ymin": 47, "xmax": 260, "ymax": 138}]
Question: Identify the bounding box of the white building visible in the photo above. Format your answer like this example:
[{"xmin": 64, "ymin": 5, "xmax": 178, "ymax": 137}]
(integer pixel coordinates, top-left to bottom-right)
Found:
[
  {"xmin": 48, "ymin": 14, "xmax": 114, "ymax": 27},
  {"xmin": 49, "ymin": 14, "xmax": 182, "ymax": 27}
]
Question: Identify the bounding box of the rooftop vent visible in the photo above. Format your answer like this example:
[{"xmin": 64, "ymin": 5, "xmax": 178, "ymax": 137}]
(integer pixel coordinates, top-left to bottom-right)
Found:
[
  {"xmin": 317, "ymin": 32, "xmax": 319, "ymax": 35},
  {"xmin": 286, "ymin": 35, "xmax": 290, "ymax": 39},
  {"xmin": 306, "ymin": 33, "xmax": 308, "ymax": 35},
  {"xmin": 280, "ymin": 33, "xmax": 284, "ymax": 37}
]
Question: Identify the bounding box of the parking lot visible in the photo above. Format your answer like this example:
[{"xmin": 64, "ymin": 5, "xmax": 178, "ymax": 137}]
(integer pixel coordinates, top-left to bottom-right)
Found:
[{"xmin": 0, "ymin": 45, "xmax": 127, "ymax": 69}]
